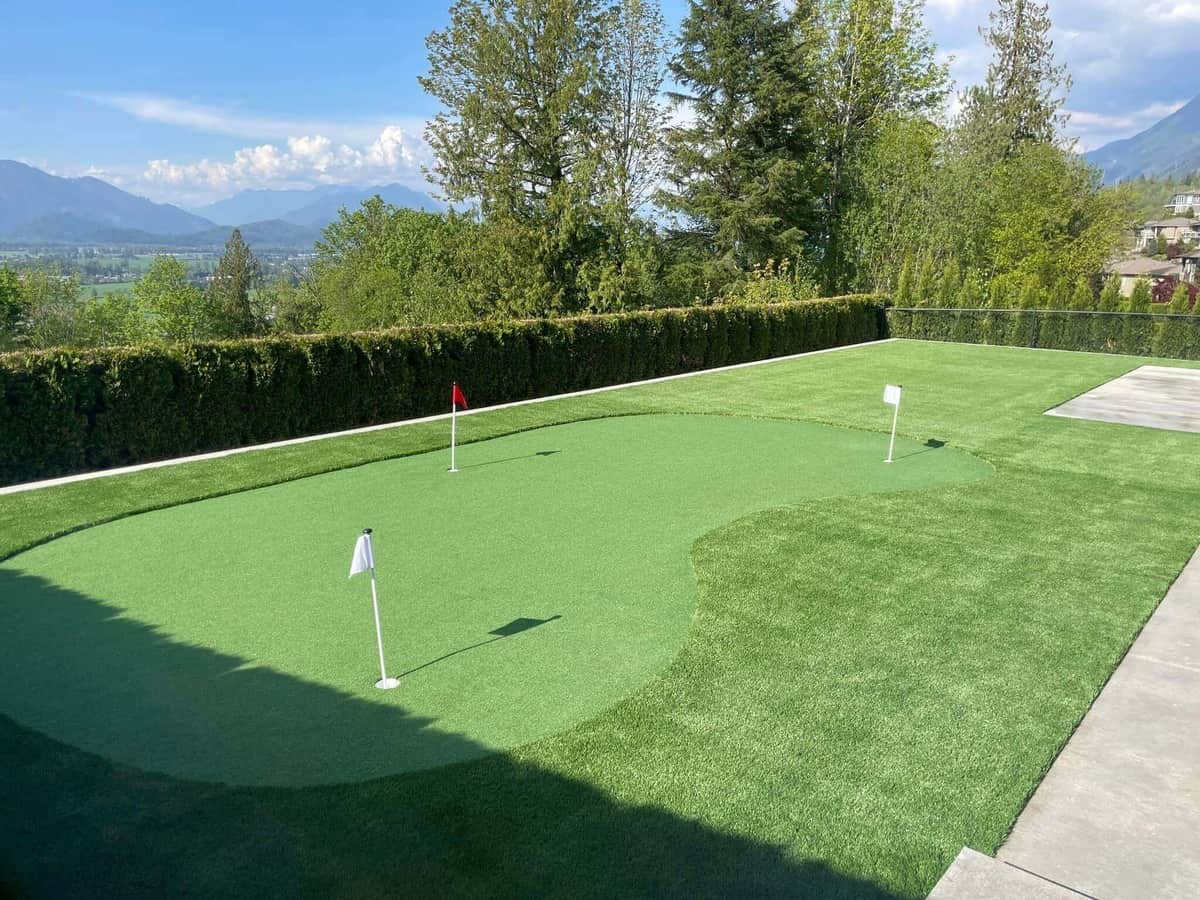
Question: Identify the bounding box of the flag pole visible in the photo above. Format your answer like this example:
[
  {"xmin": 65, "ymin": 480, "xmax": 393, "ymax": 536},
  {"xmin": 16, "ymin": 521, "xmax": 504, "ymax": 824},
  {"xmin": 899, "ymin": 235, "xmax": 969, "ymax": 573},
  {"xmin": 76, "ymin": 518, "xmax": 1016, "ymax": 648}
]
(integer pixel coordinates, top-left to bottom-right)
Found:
[
  {"xmin": 449, "ymin": 383, "xmax": 458, "ymax": 473},
  {"xmin": 363, "ymin": 530, "xmax": 399, "ymax": 690},
  {"xmin": 886, "ymin": 391, "xmax": 901, "ymax": 464}
]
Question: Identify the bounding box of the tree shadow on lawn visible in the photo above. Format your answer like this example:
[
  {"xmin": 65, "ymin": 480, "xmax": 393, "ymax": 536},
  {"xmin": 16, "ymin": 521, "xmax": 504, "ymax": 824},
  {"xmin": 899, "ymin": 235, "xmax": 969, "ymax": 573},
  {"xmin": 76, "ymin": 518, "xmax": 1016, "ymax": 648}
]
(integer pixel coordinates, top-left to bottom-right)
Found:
[{"xmin": 0, "ymin": 569, "xmax": 904, "ymax": 900}]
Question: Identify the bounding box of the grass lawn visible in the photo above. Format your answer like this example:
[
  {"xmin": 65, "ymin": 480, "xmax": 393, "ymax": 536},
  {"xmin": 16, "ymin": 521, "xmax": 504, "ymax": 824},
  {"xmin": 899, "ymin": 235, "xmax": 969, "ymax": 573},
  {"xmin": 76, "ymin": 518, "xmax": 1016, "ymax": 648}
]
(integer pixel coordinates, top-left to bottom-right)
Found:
[{"xmin": 3, "ymin": 339, "xmax": 1200, "ymax": 898}]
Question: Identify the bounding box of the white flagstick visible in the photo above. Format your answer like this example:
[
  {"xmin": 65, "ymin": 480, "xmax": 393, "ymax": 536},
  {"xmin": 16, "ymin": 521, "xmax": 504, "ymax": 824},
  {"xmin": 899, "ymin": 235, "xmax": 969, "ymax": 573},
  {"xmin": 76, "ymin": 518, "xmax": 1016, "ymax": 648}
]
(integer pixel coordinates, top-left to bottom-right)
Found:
[
  {"xmin": 350, "ymin": 529, "xmax": 399, "ymax": 690},
  {"xmin": 449, "ymin": 399, "xmax": 458, "ymax": 473},
  {"xmin": 883, "ymin": 384, "xmax": 902, "ymax": 463}
]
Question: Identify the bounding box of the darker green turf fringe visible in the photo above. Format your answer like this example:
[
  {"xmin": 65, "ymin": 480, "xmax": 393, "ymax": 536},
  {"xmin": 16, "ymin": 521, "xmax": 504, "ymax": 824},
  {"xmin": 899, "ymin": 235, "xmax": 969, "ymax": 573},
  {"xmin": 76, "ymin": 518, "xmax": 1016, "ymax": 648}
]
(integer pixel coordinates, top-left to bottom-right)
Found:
[
  {"xmin": 887, "ymin": 306, "xmax": 1200, "ymax": 359},
  {"xmin": 0, "ymin": 296, "xmax": 884, "ymax": 485}
]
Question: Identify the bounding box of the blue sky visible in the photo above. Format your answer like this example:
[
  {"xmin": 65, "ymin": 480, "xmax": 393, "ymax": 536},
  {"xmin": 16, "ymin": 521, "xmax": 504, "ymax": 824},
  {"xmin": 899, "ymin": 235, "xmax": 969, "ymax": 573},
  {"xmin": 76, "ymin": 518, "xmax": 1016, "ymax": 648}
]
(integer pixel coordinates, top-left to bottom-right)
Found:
[{"xmin": 2, "ymin": 1, "xmax": 1196, "ymax": 207}]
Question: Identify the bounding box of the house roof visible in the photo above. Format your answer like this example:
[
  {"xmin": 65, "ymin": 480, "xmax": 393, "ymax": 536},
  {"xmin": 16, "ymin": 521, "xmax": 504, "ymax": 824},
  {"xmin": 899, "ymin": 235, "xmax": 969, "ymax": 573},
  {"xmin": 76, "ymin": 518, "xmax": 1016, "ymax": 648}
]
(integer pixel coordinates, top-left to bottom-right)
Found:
[
  {"xmin": 1143, "ymin": 218, "xmax": 1198, "ymax": 228},
  {"xmin": 1105, "ymin": 257, "xmax": 1182, "ymax": 277}
]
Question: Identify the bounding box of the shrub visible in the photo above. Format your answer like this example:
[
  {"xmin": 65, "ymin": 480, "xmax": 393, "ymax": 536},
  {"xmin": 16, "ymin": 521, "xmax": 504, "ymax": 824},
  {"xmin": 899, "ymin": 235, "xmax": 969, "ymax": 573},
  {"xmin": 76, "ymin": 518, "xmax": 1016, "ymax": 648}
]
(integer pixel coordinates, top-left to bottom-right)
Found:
[
  {"xmin": 1069, "ymin": 279, "xmax": 1093, "ymax": 311},
  {"xmin": 1127, "ymin": 278, "xmax": 1152, "ymax": 313},
  {"xmin": 886, "ymin": 307, "xmax": 1200, "ymax": 362},
  {"xmin": 0, "ymin": 296, "xmax": 885, "ymax": 485},
  {"xmin": 1098, "ymin": 276, "xmax": 1122, "ymax": 312},
  {"xmin": 1168, "ymin": 281, "xmax": 1192, "ymax": 314}
]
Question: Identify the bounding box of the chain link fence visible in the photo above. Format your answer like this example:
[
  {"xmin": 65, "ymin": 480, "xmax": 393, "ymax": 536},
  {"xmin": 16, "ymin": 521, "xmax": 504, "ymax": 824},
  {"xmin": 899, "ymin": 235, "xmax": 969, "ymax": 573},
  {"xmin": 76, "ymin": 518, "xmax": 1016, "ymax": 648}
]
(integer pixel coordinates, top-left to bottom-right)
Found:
[{"xmin": 886, "ymin": 307, "xmax": 1200, "ymax": 360}]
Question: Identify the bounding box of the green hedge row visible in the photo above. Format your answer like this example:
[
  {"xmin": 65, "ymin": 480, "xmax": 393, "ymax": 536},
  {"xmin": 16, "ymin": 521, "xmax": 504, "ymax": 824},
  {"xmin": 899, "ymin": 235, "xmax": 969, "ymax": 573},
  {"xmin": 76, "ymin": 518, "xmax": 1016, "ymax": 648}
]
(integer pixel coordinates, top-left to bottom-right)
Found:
[
  {"xmin": 886, "ymin": 307, "xmax": 1200, "ymax": 360},
  {"xmin": 0, "ymin": 296, "xmax": 884, "ymax": 485}
]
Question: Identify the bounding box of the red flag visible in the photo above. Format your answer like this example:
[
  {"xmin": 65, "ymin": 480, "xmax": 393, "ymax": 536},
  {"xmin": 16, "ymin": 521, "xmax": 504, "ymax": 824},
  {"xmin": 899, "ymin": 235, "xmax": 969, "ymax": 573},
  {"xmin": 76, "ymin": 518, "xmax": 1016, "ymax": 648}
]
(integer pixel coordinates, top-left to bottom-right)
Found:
[{"xmin": 452, "ymin": 383, "xmax": 468, "ymax": 410}]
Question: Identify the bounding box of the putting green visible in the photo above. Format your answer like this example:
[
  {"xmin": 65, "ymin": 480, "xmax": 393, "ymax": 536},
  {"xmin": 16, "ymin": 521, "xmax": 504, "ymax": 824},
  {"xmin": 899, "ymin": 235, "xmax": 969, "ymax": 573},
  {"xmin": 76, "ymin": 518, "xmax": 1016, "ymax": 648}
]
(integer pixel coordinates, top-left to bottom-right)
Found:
[{"xmin": 0, "ymin": 414, "xmax": 989, "ymax": 786}]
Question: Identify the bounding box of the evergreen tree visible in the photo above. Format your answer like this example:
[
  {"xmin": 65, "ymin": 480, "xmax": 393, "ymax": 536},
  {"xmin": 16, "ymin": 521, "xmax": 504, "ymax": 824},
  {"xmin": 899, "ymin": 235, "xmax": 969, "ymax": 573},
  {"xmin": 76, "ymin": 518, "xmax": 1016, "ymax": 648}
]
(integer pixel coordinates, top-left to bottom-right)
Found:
[
  {"xmin": 955, "ymin": 275, "xmax": 983, "ymax": 308},
  {"xmin": 956, "ymin": 0, "xmax": 1070, "ymax": 159},
  {"xmin": 1127, "ymin": 278, "xmax": 1152, "ymax": 313},
  {"xmin": 661, "ymin": 0, "xmax": 821, "ymax": 273},
  {"xmin": 912, "ymin": 255, "xmax": 936, "ymax": 307},
  {"xmin": 1017, "ymin": 277, "xmax": 1041, "ymax": 310},
  {"xmin": 1069, "ymin": 278, "xmax": 1093, "ymax": 311},
  {"xmin": 939, "ymin": 258, "xmax": 962, "ymax": 307},
  {"xmin": 208, "ymin": 228, "xmax": 262, "ymax": 338},
  {"xmin": 1169, "ymin": 280, "xmax": 1191, "ymax": 314},
  {"xmin": 1047, "ymin": 275, "xmax": 1071, "ymax": 310},
  {"xmin": 1098, "ymin": 275, "xmax": 1122, "ymax": 312},
  {"xmin": 893, "ymin": 255, "xmax": 914, "ymax": 306}
]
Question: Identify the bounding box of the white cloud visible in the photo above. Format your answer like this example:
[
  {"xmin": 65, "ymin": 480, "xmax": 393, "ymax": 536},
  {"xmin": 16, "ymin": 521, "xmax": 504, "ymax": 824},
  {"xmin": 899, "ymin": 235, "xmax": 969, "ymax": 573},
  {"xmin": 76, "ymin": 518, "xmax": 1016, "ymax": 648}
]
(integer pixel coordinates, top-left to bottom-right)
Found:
[
  {"xmin": 925, "ymin": 0, "xmax": 986, "ymax": 17},
  {"xmin": 139, "ymin": 125, "xmax": 434, "ymax": 201},
  {"xmin": 77, "ymin": 92, "xmax": 418, "ymax": 145},
  {"xmin": 1065, "ymin": 100, "xmax": 1188, "ymax": 150}
]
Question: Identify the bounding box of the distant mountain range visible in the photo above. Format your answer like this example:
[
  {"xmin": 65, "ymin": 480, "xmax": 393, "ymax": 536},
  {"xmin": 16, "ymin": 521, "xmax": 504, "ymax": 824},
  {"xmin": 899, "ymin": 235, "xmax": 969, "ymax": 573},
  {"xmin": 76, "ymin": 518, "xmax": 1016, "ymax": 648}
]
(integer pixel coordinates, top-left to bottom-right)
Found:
[
  {"xmin": 0, "ymin": 160, "xmax": 211, "ymax": 237},
  {"xmin": 0, "ymin": 160, "xmax": 441, "ymax": 249},
  {"xmin": 1086, "ymin": 94, "xmax": 1200, "ymax": 184},
  {"xmin": 191, "ymin": 183, "xmax": 442, "ymax": 227}
]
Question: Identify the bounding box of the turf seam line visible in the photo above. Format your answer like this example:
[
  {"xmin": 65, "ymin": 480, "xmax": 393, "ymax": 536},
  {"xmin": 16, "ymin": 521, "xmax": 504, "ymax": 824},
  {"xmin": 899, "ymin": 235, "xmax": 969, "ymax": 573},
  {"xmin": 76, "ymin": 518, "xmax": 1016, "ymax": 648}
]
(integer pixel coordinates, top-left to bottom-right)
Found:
[{"xmin": 0, "ymin": 338, "xmax": 894, "ymax": 498}]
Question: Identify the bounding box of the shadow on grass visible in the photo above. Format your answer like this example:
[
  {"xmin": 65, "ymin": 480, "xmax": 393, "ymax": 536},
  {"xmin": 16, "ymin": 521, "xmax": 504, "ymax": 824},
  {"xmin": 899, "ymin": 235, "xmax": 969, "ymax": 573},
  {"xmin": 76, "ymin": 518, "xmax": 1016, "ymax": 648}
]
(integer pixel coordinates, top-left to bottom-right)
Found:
[
  {"xmin": 459, "ymin": 449, "xmax": 562, "ymax": 470},
  {"xmin": 0, "ymin": 568, "xmax": 903, "ymax": 899},
  {"xmin": 893, "ymin": 438, "xmax": 947, "ymax": 461},
  {"xmin": 396, "ymin": 616, "xmax": 562, "ymax": 678}
]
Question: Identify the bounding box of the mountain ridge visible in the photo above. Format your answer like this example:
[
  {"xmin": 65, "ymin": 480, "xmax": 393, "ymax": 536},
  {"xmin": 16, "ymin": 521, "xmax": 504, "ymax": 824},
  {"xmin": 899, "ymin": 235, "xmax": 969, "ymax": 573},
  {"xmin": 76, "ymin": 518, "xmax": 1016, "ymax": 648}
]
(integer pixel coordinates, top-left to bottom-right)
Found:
[
  {"xmin": 0, "ymin": 160, "xmax": 214, "ymax": 236},
  {"xmin": 0, "ymin": 161, "xmax": 442, "ymax": 249},
  {"xmin": 1086, "ymin": 95, "xmax": 1200, "ymax": 183},
  {"xmin": 192, "ymin": 183, "xmax": 442, "ymax": 227}
]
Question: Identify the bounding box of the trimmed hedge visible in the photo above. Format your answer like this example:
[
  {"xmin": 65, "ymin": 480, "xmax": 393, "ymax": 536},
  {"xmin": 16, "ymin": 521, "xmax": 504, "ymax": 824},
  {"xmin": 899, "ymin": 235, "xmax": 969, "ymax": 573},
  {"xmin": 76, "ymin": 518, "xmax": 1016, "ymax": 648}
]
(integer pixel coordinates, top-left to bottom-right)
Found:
[
  {"xmin": 886, "ymin": 307, "xmax": 1200, "ymax": 361},
  {"xmin": 0, "ymin": 295, "xmax": 885, "ymax": 485}
]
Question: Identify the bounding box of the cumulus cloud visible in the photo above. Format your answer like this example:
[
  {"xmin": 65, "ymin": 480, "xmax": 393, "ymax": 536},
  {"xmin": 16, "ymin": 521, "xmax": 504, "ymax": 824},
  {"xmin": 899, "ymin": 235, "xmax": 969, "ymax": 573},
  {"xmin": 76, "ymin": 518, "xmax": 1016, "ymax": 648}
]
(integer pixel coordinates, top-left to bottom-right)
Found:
[{"xmin": 140, "ymin": 125, "xmax": 433, "ymax": 199}]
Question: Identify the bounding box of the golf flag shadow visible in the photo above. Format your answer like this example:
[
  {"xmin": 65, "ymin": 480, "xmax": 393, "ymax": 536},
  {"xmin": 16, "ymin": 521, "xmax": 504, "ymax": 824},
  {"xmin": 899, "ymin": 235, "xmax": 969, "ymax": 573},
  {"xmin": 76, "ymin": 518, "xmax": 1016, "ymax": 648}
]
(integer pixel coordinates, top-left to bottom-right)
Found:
[
  {"xmin": 892, "ymin": 438, "xmax": 947, "ymax": 462},
  {"xmin": 459, "ymin": 449, "xmax": 561, "ymax": 471},
  {"xmin": 489, "ymin": 615, "xmax": 561, "ymax": 637},
  {"xmin": 396, "ymin": 615, "xmax": 562, "ymax": 678}
]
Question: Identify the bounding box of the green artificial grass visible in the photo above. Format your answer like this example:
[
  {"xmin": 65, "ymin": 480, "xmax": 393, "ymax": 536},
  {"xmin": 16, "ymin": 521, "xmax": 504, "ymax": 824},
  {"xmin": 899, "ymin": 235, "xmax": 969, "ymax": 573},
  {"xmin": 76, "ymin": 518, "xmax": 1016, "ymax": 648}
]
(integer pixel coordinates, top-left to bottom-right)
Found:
[
  {"xmin": 0, "ymin": 414, "xmax": 986, "ymax": 785},
  {"xmin": 3, "ymin": 340, "xmax": 1200, "ymax": 898}
]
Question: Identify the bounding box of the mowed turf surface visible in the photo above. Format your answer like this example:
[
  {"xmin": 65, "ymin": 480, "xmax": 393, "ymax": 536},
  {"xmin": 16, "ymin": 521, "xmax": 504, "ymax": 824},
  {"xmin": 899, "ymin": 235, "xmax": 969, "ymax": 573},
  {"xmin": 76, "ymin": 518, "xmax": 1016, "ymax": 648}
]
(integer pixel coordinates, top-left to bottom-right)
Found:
[
  {"xmin": 0, "ymin": 415, "xmax": 987, "ymax": 785},
  {"xmin": 3, "ymin": 341, "xmax": 1200, "ymax": 898}
]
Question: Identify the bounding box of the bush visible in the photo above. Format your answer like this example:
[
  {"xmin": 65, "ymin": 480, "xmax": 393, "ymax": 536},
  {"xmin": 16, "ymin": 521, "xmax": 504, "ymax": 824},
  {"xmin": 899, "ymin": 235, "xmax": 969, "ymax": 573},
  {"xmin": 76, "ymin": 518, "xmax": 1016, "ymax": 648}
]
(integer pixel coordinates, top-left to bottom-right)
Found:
[
  {"xmin": 0, "ymin": 296, "xmax": 885, "ymax": 485},
  {"xmin": 885, "ymin": 307, "xmax": 1200, "ymax": 360}
]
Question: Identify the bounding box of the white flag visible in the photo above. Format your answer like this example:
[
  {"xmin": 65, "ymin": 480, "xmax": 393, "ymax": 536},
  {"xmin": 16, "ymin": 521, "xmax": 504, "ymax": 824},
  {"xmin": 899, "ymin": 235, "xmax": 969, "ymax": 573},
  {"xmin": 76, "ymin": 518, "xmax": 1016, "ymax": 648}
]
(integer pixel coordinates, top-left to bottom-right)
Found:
[
  {"xmin": 883, "ymin": 384, "xmax": 902, "ymax": 406},
  {"xmin": 349, "ymin": 533, "xmax": 375, "ymax": 578}
]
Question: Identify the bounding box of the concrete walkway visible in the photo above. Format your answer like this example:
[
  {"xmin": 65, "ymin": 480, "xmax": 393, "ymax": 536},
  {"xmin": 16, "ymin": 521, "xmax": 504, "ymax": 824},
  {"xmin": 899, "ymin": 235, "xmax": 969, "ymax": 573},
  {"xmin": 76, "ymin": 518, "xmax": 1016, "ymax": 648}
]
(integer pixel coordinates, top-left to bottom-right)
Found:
[
  {"xmin": 929, "ymin": 544, "xmax": 1200, "ymax": 899},
  {"xmin": 1046, "ymin": 364, "xmax": 1200, "ymax": 433}
]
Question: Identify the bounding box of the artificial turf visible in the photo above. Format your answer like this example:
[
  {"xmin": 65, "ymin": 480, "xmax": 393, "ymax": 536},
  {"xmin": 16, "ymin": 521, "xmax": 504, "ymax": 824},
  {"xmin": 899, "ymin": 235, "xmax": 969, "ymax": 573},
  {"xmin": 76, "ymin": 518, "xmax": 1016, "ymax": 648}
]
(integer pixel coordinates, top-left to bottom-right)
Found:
[
  {"xmin": 3, "ymin": 340, "xmax": 1200, "ymax": 898},
  {"xmin": 0, "ymin": 414, "xmax": 987, "ymax": 786}
]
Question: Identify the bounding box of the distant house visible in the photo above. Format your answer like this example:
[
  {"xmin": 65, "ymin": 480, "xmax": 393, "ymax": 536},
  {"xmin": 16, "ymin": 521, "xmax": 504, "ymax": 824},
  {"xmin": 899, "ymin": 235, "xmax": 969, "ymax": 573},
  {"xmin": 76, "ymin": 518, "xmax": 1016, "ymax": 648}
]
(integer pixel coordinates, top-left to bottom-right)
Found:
[
  {"xmin": 1181, "ymin": 248, "xmax": 1200, "ymax": 284},
  {"xmin": 1104, "ymin": 257, "xmax": 1182, "ymax": 297},
  {"xmin": 1165, "ymin": 189, "xmax": 1200, "ymax": 215},
  {"xmin": 1135, "ymin": 217, "xmax": 1200, "ymax": 251}
]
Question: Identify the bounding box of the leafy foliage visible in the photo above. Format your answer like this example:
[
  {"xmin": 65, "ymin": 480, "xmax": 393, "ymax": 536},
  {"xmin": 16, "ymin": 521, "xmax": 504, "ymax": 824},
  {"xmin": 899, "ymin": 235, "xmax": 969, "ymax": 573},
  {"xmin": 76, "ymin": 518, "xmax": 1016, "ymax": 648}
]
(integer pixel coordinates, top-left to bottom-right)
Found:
[
  {"xmin": 0, "ymin": 296, "xmax": 882, "ymax": 484},
  {"xmin": 887, "ymin": 307, "xmax": 1200, "ymax": 361},
  {"xmin": 661, "ymin": 0, "xmax": 820, "ymax": 277}
]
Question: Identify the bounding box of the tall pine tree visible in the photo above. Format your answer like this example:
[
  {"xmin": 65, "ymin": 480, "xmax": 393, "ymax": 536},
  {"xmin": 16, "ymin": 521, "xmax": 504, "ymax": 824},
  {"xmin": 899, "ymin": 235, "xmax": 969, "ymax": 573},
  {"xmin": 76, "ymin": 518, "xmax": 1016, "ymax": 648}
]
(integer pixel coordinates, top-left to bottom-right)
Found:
[
  {"xmin": 208, "ymin": 228, "xmax": 262, "ymax": 338},
  {"xmin": 660, "ymin": 0, "xmax": 821, "ymax": 275},
  {"xmin": 956, "ymin": 0, "xmax": 1070, "ymax": 159}
]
